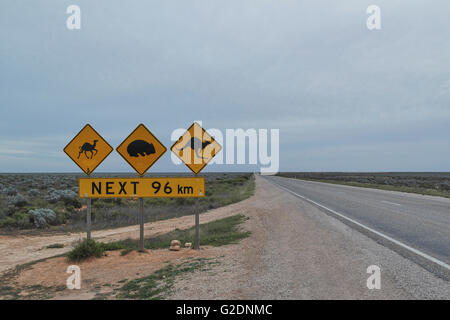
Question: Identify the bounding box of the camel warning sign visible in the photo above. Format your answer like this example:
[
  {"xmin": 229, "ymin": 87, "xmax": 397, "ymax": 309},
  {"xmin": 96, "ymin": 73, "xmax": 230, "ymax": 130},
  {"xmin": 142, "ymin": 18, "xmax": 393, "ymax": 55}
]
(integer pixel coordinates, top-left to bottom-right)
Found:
[
  {"xmin": 64, "ymin": 124, "xmax": 113, "ymax": 175},
  {"xmin": 78, "ymin": 177, "xmax": 205, "ymax": 198},
  {"xmin": 116, "ymin": 124, "xmax": 167, "ymax": 176},
  {"xmin": 171, "ymin": 122, "xmax": 222, "ymax": 174}
]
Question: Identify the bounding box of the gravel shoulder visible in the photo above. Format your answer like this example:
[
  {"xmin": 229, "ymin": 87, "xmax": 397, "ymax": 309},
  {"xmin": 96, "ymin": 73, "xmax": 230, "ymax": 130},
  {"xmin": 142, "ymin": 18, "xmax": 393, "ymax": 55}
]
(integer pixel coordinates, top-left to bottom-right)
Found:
[{"xmin": 170, "ymin": 176, "xmax": 450, "ymax": 300}]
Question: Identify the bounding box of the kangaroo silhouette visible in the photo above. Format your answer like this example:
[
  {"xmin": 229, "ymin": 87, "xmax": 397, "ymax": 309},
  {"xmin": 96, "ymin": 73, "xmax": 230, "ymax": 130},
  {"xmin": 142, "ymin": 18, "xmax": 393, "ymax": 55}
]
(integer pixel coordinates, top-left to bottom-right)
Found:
[
  {"xmin": 78, "ymin": 140, "xmax": 98, "ymax": 159},
  {"xmin": 177, "ymin": 137, "xmax": 213, "ymax": 159},
  {"xmin": 127, "ymin": 140, "xmax": 156, "ymax": 157}
]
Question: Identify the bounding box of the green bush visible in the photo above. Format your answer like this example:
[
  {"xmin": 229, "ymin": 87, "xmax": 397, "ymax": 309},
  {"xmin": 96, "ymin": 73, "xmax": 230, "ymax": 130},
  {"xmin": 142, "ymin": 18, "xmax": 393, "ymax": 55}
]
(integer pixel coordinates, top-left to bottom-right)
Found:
[
  {"xmin": 55, "ymin": 209, "xmax": 69, "ymax": 225},
  {"xmin": 99, "ymin": 242, "xmax": 127, "ymax": 251},
  {"xmin": 93, "ymin": 200, "xmax": 115, "ymax": 209},
  {"xmin": 47, "ymin": 243, "xmax": 64, "ymax": 249},
  {"xmin": 12, "ymin": 212, "xmax": 32, "ymax": 229},
  {"xmin": 67, "ymin": 239, "xmax": 105, "ymax": 262},
  {"xmin": 0, "ymin": 217, "xmax": 16, "ymax": 228},
  {"xmin": 63, "ymin": 197, "xmax": 81, "ymax": 208}
]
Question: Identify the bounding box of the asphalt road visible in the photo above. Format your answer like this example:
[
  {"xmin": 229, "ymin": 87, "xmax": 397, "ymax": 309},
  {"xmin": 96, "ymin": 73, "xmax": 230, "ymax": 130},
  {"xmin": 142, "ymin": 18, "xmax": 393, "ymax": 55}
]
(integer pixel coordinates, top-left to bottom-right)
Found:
[{"xmin": 264, "ymin": 176, "xmax": 450, "ymax": 268}]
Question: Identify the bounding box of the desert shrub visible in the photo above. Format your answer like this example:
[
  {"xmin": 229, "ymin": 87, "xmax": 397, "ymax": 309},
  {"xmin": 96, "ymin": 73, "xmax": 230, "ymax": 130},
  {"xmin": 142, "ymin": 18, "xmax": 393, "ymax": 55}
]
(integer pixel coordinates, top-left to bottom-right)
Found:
[
  {"xmin": 6, "ymin": 205, "xmax": 15, "ymax": 216},
  {"xmin": 33, "ymin": 198, "xmax": 49, "ymax": 207},
  {"xmin": 28, "ymin": 208, "xmax": 56, "ymax": 228},
  {"xmin": 67, "ymin": 239, "xmax": 104, "ymax": 262},
  {"xmin": 100, "ymin": 242, "xmax": 127, "ymax": 251},
  {"xmin": 175, "ymin": 198, "xmax": 186, "ymax": 205},
  {"xmin": 0, "ymin": 217, "xmax": 16, "ymax": 228},
  {"xmin": 45, "ymin": 189, "xmax": 77, "ymax": 204},
  {"xmin": 439, "ymin": 183, "xmax": 450, "ymax": 191},
  {"xmin": 55, "ymin": 209, "xmax": 70, "ymax": 225},
  {"xmin": 12, "ymin": 212, "xmax": 32, "ymax": 228},
  {"xmin": 59, "ymin": 189, "xmax": 77, "ymax": 201},
  {"xmin": 93, "ymin": 200, "xmax": 115, "ymax": 209},
  {"xmin": 45, "ymin": 188, "xmax": 60, "ymax": 203},
  {"xmin": 9, "ymin": 194, "xmax": 28, "ymax": 207},
  {"xmin": 47, "ymin": 243, "xmax": 64, "ymax": 249},
  {"xmin": 1, "ymin": 187, "xmax": 18, "ymax": 196},
  {"xmin": 64, "ymin": 197, "xmax": 81, "ymax": 208},
  {"xmin": 28, "ymin": 189, "xmax": 40, "ymax": 197}
]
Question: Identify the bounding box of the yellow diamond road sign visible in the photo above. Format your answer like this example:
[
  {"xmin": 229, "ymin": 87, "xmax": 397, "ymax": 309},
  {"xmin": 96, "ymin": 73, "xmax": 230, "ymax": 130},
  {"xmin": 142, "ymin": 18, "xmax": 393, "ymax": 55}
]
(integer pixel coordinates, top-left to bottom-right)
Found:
[
  {"xmin": 116, "ymin": 124, "xmax": 167, "ymax": 176},
  {"xmin": 171, "ymin": 122, "xmax": 222, "ymax": 174},
  {"xmin": 64, "ymin": 124, "xmax": 113, "ymax": 175}
]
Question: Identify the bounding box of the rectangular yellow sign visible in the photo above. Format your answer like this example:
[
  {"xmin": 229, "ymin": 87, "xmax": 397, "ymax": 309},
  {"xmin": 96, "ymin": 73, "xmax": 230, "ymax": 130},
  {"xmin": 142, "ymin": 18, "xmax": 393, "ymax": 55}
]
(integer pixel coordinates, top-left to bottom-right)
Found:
[{"xmin": 78, "ymin": 177, "xmax": 205, "ymax": 198}]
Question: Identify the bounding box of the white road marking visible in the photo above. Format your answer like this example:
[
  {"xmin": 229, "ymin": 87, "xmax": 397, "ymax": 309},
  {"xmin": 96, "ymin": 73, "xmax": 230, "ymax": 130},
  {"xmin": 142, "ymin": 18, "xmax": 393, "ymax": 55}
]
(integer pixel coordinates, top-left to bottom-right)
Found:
[
  {"xmin": 265, "ymin": 178, "xmax": 450, "ymax": 272},
  {"xmin": 381, "ymin": 200, "xmax": 402, "ymax": 206}
]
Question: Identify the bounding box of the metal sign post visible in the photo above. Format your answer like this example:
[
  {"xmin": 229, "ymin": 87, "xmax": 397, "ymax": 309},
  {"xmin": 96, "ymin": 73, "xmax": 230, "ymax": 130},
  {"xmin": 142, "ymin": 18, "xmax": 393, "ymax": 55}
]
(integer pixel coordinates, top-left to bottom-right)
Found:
[
  {"xmin": 64, "ymin": 124, "xmax": 112, "ymax": 241},
  {"xmin": 194, "ymin": 197, "xmax": 200, "ymax": 250},
  {"xmin": 138, "ymin": 172, "xmax": 145, "ymax": 252},
  {"xmin": 116, "ymin": 124, "xmax": 168, "ymax": 252},
  {"xmin": 139, "ymin": 197, "xmax": 144, "ymax": 251},
  {"xmin": 87, "ymin": 197, "xmax": 92, "ymax": 240},
  {"xmin": 171, "ymin": 122, "xmax": 222, "ymax": 251},
  {"xmin": 86, "ymin": 171, "xmax": 92, "ymax": 241}
]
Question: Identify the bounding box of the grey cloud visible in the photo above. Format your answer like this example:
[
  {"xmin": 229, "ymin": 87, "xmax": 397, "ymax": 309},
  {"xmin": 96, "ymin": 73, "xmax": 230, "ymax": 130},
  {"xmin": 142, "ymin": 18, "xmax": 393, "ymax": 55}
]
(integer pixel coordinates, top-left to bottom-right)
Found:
[{"xmin": 0, "ymin": 0, "xmax": 449, "ymax": 172}]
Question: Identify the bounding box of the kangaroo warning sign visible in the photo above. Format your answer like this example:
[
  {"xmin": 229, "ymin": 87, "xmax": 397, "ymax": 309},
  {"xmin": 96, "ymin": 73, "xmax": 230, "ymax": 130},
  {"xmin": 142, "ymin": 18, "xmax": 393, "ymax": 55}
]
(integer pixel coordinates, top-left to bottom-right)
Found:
[
  {"xmin": 116, "ymin": 124, "xmax": 167, "ymax": 176},
  {"xmin": 78, "ymin": 177, "xmax": 205, "ymax": 198},
  {"xmin": 171, "ymin": 122, "xmax": 222, "ymax": 174},
  {"xmin": 64, "ymin": 124, "xmax": 113, "ymax": 175}
]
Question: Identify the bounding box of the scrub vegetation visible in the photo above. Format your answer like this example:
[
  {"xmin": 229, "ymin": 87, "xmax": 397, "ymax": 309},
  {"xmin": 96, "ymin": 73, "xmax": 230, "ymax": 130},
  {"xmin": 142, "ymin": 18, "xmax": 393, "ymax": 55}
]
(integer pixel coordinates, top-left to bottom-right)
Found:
[{"xmin": 0, "ymin": 173, "xmax": 254, "ymax": 233}]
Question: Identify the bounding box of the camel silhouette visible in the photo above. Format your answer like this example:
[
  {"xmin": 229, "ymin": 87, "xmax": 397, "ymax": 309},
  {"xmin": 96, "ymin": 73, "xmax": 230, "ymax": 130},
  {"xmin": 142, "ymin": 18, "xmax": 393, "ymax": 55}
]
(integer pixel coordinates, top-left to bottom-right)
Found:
[
  {"xmin": 78, "ymin": 140, "xmax": 98, "ymax": 159},
  {"xmin": 177, "ymin": 137, "xmax": 213, "ymax": 159}
]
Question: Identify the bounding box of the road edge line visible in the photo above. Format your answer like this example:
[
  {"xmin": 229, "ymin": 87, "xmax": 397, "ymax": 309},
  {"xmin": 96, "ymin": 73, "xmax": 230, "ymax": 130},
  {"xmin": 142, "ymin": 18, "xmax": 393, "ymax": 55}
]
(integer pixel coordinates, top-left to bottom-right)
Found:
[{"xmin": 263, "ymin": 177, "xmax": 450, "ymax": 279}]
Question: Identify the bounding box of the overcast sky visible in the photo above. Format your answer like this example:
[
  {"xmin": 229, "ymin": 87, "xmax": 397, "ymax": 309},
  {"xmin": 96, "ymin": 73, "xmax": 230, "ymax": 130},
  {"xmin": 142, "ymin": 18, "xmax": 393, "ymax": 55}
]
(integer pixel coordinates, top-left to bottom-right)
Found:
[{"xmin": 1, "ymin": 0, "xmax": 449, "ymax": 173}]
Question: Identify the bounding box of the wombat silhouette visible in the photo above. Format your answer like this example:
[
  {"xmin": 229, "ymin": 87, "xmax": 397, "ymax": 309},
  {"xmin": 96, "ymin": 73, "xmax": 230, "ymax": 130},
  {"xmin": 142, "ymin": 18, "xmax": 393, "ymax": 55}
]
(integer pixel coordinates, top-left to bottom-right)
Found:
[
  {"xmin": 177, "ymin": 137, "xmax": 213, "ymax": 159},
  {"xmin": 127, "ymin": 140, "xmax": 156, "ymax": 157}
]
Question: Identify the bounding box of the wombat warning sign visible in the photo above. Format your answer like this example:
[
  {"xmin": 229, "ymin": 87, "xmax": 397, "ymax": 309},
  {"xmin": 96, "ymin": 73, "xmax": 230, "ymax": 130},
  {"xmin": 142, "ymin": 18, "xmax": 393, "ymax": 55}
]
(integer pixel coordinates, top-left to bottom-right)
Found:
[{"xmin": 116, "ymin": 124, "xmax": 167, "ymax": 175}]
